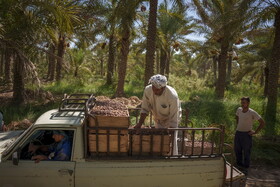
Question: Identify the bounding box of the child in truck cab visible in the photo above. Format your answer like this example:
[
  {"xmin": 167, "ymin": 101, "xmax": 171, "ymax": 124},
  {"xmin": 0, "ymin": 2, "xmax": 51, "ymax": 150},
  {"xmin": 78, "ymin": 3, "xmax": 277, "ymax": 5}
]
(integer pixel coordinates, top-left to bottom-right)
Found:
[{"xmin": 29, "ymin": 130, "xmax": 72, "ymax": 163}]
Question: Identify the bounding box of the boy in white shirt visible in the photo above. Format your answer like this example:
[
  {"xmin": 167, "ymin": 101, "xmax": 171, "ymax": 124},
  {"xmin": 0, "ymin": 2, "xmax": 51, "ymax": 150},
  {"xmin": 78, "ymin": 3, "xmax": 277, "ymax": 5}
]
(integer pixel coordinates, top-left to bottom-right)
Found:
[{"xmin": 235, "ymin": 97, "xmax": 265, "ymax": 169}]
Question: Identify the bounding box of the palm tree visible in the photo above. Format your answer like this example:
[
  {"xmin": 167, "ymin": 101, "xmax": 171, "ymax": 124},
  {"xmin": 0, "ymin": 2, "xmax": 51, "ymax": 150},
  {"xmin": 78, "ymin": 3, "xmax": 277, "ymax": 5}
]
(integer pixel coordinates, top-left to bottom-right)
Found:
[
  {"xmin": 144, "ymin": 0, "xmax": 185, "ymax": 85},
  {"xmin": 106, "ymin": 23, "xmax": 116, "ymax": 84},
  {"xmin": 56, "ymin": 33, "xmax": 66, "ymax": 81},
  {"xmin": 184, "ymin": 39, "xmax": 218, "ymax": 81},
  {"xmin": 68, "ymin": 48, "xmax": 86, "ymax": 77},
  {"xmin": 0, "ymin": 0, "xmax": 41, "ymax": 103},
  {"xmin": 90, "ymin": 42, "xmax": 108, "ymax": 77},
  {"xmin": 266, "ymin": 8, "xmax": 280, "ymax": 135},
  {"xmin": 0, "ymin": 0, "xmax": 81, "ymax": 103},
  {"xmin": 51, "ymin": 1, "xmax": 81, "ymax": 82},
  {"xmin": 81, "ymin": 0, "xmax": 119, "ymax": 85},
  {"xmin": 0, "ymin": 51, "xmax": 3, "ymax": 78},
  {"xmin": 144, "ymin": 0, "xmax": 158, "ymax": 85},
  {"xmin": 47, "ymin": 42, "xmax": 57, "ymax": 81},
  {"xmin": 254, "ymin": 0, "xmax": 280, "ymax": 135},
  {"xmin": 156, "ymin": 2, "xmax": 192, "ymax": 77},
  {"xmin": 192, "ymin": 0, "xmax": 255, "ymax": 98},
  {"xmin": 4, "ymin": 45, "xmax": 13, "ymax": 85},
  {"xmin": 234, "ymin": 28, "xmax": 273, "ymax": 90},
  {"xmin": 34, "ymin": 0, "xmax": 82, "ymax": 82},
  {"xmin": 115, "ymin": 0, "xmax": 142, "ymax": 97},
  {"xmin": 105, "ymin": 1, "xmax": 118, "ymax": 85}
]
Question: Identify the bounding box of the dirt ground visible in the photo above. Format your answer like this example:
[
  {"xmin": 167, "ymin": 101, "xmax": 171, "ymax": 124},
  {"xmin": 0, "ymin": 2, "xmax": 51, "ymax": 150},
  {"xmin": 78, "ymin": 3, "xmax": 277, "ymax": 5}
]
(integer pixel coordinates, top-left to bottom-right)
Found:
[
  {"xmin": 245, "ymin": 165, "xmax": 280, "ymax": 187},
  {"xmin": 0, "ymin": 91, "xmax": 13, "ymax": 104}
]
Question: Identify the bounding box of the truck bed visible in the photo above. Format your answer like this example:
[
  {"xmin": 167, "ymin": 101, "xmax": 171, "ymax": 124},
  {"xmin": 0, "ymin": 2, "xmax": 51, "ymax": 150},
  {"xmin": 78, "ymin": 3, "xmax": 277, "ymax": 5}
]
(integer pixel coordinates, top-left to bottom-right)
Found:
[{"xmin": 75, "ymin": 157, "xmax": 225, "ymax": 187}]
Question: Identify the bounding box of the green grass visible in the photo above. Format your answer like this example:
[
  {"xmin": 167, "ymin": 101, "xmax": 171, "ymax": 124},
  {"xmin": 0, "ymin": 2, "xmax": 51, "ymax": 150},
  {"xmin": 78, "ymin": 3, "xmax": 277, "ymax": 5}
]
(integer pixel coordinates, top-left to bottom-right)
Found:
[
  {"xmin": 2, "ymin": 102, "xmax": 59, "ymax": 125},
  {"xmin": 42, "ymin": 76, "xmax": 144, "ymax": 98},
  {"xmin": 251, "ymin": 138, "xmax": 280, "ymax": 167}
]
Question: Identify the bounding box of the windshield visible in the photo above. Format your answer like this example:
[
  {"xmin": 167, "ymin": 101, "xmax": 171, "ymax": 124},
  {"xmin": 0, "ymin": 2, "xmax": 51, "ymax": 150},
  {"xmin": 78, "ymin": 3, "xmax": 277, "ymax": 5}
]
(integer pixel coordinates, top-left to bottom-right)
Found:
[
  {"xmin": 0, "ymin": 127, "xmax": 31, "ymax": 156},
  {"xmin": 0, "ymin": 131, "xmax": 24, "ymax": 151}
]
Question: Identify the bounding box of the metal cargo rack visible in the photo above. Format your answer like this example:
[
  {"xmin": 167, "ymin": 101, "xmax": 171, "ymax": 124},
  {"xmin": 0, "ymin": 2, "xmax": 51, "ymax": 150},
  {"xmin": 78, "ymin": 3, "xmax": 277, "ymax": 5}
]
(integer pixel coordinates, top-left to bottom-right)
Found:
[{"xmin": 59, "ymin": 93, "xmax": 96, "ymax": 113}]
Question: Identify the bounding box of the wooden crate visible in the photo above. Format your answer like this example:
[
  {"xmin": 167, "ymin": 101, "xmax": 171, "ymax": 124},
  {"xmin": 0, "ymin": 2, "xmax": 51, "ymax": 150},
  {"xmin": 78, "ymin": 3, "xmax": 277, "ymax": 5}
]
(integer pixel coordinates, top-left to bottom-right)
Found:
[
  {"xmin": 88, "ymin": 132, "xmax": 128, "ymax": 153},
  {"xmin": 88, "ymin": 114, "xmax": 130, "ymax": 128},
  {"xmin": 88, "ymin": 129, "xmax": 128, "ymax": 135},
  {"xmin": 131, "ymin": 134, "xmax": 171, "ymax": 155}
]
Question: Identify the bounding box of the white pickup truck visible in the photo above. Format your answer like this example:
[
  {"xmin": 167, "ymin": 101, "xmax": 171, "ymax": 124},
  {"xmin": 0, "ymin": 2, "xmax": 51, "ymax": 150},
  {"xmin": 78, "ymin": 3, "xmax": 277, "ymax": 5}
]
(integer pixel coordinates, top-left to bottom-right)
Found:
[{"xmin": 0, "ymin": 94, "xmax": 245, "ymax": 187}]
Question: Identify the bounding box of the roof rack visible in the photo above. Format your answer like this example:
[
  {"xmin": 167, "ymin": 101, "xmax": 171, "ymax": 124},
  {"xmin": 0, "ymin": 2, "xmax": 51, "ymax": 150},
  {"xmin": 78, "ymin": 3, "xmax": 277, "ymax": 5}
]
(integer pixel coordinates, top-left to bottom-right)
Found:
[{"xmin": 59, "ymin": 93, "xmax": 96, "ymax": 114}]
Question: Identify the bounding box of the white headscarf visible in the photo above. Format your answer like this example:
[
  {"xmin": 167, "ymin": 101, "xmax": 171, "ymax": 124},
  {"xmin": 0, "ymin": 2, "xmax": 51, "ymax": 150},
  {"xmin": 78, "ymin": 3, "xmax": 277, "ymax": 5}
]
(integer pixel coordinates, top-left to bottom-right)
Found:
[{"xmin": 148, "ymin": 74, "xmax": 167, "ymax": 89}]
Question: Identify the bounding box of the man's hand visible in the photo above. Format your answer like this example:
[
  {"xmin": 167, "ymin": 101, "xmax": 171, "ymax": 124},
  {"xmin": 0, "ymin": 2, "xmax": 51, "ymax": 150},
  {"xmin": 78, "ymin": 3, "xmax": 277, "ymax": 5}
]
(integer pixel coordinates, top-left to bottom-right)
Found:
[
  {"xmin": 134, "ymin": 123, "xmax": 142, "ymax": 129},
  {"xmin": 28, "ymin": 143, "xmax": 38, "ymax": 155},
  {"xmin": 248, "ymin": 130, "xmax": 256, "ymax": 136},
  {"xmin": 134, "ymin": 113, "xmax": 148, "ymax": 129},
  {"xmin": 31, "ymin": 155, "xmax": 48, "ymax": 163}
]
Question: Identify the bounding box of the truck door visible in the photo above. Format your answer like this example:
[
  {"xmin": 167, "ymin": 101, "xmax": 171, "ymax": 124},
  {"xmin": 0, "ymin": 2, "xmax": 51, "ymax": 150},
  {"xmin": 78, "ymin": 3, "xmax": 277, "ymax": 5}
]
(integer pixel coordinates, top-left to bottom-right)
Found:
[
  {"xmin": 0, "ymin": 129, "xmax": 76, "ymax": 187},
  {"xmin": 0, "ymin": 160, "xmax": 75, "ymax": 187}
]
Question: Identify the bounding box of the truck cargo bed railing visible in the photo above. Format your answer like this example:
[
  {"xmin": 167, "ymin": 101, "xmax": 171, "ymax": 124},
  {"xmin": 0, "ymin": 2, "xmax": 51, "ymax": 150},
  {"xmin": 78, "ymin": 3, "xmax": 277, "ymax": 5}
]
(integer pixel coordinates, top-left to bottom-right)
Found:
[
  {"xmin": 85, "ymin": 126, "xmax": 225, "ymax": 159},
  {"xmin": 57, "ymin": 94, "xmax": 225, "ymax": 160}
]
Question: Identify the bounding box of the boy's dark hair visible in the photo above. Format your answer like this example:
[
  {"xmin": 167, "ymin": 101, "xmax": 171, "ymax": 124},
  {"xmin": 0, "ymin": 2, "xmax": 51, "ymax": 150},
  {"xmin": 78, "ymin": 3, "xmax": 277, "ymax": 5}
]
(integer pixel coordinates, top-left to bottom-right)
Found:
[{"xmin": 241, "ymin": 97, "xmax": 250, "ymax": 103}]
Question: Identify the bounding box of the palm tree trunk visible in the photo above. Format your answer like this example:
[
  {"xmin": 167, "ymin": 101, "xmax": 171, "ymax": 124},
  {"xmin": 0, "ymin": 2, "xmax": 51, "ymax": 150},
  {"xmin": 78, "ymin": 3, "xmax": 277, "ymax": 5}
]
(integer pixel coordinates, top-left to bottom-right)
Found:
[
  {"xmin": 260, "ymin": 67, "xmax": 264, "ymax": 87},
  {"xmin": 212, "ymin": 56, "xmax": 217, "ymax": 82},
  {"xmin": 202, "ymin": 61, "xmax": 206, "ymax": 78},
  {"xmin": 264, "ymin": 66, "xmax": 269, "ymax": 96},
  {"xmin": 12, "ymin": 54, "xmax": 25, "ymax": 104},
  {"xmin": 48, "ymin": 44, "xmax": 56, "ymax": 81},
  {"xmin": 47, "ymin": 52, "xmax": 50, "ymax": 79},
  {"xmin": 74, "ymin": 67, "xmax": 78, "ymax": 77},
  {"xmin": 165, "ymin": 50, "xmax": 171, "ymax": 78},
  {"xmin": 144, "ymin": 0, "xmax": 158, "ymax": 86},
  {"xmin": 4, "ymin": 47, "xmax": 12, "ymax": 84},
  {"xmin": 56, "ymin": 34, "xmax": 66, "ymax": 81},
  {"xmin": 156, "ymin": 49, "xmax": 160, "ymax": 74},
  {"xmin": 106, "ymin": 32, "xmax": 116, "ymax": 85},
  {"xmin": 249, "ymin": 72, "xmax": 257, "ymax": 85},
  {"xmin": 226, "ymin": 53, "xmax": 233, "ymax": 86},
  {"xmin": 160, "ymin": 48, "xmax": 166, "ymax": 75},
  {"xmin": 216, "ymin": 41, "xmax": 229, "ymax": 99},
  {"xmin": 0, "ymin": 51, "xmax": 4, "ymax": 77},
  {"xmin": 265, "ymin": 9, "xmax": 280, "ymax": 136},
  {"xmin": 100, "ymin": 59, "xmax": 104, "ymax": 77},
  {"xmin": 115, "ymin": 29, "xmax": 130, "ymax": 97}
]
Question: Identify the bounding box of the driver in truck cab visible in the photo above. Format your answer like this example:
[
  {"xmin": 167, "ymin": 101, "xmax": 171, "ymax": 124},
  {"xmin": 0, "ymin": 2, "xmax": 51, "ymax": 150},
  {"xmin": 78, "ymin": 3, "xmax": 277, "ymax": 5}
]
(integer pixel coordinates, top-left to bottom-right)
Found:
[
  {"xmin": 134, "ymin": 74, "xmax": 181, "ymax": 155},
  {"xmin": 29, "ymin": 130, "xmax": 71, "ymax": 163}
]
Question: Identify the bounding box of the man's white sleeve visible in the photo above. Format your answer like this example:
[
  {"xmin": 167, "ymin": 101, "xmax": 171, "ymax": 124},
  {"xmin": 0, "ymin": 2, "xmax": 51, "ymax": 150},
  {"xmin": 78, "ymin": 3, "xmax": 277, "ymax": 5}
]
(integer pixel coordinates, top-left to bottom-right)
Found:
[
  {"xmin": 236, "ymin": 108, "xmax": 240, "ymax": 116},
  {"xmin": 141, "ymin": 91, "xmax": 150, "ymax": 114},
  {"xmin": 252, "ymin": 110, "xmax": 261, "ymax": 121},
  {"xmin": 168, "ymin": 97, "xmax": 180, "ymax": 128}
]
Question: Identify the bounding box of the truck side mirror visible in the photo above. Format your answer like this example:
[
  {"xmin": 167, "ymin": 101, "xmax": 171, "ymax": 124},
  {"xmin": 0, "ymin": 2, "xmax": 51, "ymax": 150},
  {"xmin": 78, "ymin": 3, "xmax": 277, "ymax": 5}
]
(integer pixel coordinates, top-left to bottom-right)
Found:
[{"xmin": 12, "ymin": 151, "xmax": 19, "ymax": 165}]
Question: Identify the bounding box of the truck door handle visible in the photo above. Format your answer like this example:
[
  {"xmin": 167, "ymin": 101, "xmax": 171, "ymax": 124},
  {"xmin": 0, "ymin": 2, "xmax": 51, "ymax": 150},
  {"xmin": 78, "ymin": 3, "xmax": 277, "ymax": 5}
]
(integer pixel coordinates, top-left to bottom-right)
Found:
[{"xmin": 58, "ymin": 169, "xmax": 74, "ymax": 176}]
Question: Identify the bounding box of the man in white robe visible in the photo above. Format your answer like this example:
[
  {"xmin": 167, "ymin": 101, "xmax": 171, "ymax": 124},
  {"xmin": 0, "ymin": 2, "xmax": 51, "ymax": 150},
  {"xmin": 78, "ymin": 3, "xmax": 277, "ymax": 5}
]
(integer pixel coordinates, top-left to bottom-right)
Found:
[{"xmin": 134, "ymin": 74, "xmax": 181, "ymax": 155}]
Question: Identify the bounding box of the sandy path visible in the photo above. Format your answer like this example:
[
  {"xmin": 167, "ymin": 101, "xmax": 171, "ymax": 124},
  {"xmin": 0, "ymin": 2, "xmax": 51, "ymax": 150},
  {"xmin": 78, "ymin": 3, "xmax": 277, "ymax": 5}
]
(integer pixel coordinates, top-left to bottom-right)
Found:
[{"xmin": 246, "ymin": 165, "xmax": 280, "ymax": 187}]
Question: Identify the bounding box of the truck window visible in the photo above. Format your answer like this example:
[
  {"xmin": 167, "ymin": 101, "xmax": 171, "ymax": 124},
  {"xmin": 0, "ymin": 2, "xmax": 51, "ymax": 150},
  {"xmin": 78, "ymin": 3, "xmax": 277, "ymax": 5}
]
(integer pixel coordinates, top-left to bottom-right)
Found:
[{"xmin": 19, "ymin": 130, "xmax": 74, "ymax": 161}]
